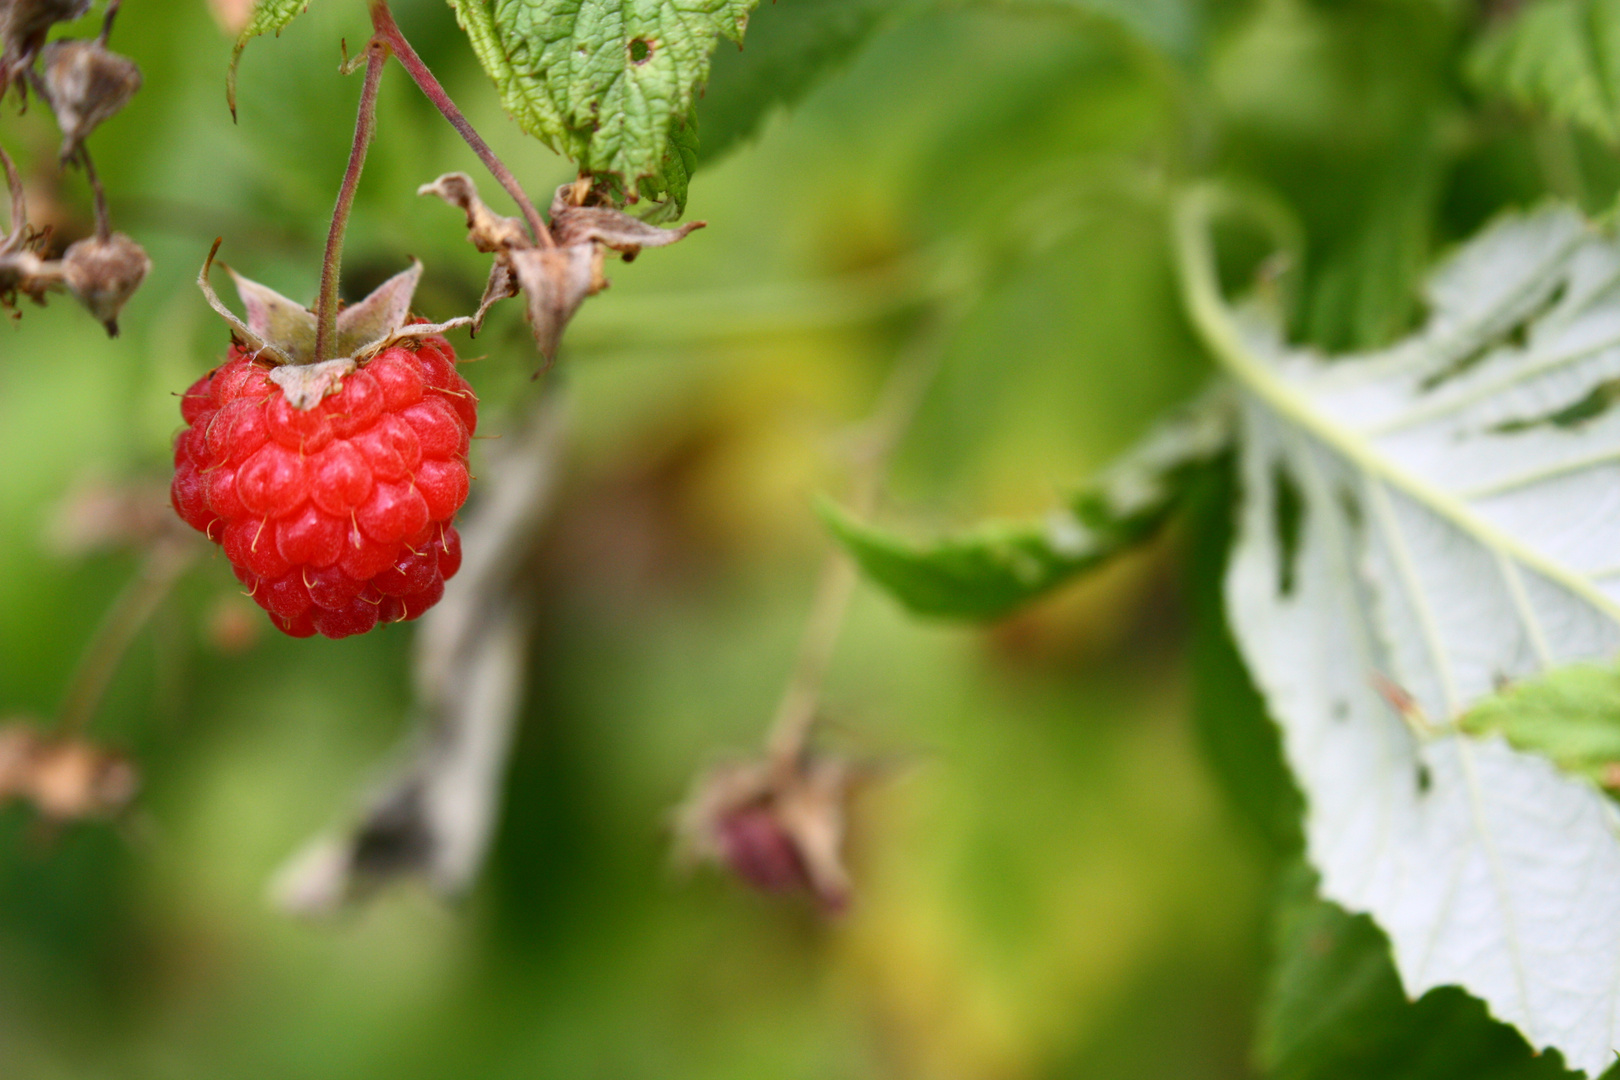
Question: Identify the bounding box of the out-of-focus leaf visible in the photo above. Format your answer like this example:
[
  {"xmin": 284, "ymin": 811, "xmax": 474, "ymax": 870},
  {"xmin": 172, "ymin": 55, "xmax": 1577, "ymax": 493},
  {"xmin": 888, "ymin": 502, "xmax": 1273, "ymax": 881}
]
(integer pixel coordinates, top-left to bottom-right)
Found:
[
  {"xmin": 699, "ymin": 0, "xmax": 900, "ymax": 164},
  {"xmin": 1469, "ymin": 0, "xmax": 1620, "ymax": 145},
  {"xmin": 1185, "ymin": 456, "xmax": 1305, "ymax": 856},
  {"xmin": 1458, "ymin": 663, "xmax": 1620, "ymax": 795},
  {"xmin": 227, "ymin": 0, "xmax": 309, "ymax": 119},
  {"xmin": 448, "ymin": 0, "xmax": 754, "ymax": 209},
  {"xmin": 989, "ymin": 0, "xmax": 1203, "ymax": 59},
  {"xmin": 1260, "ymin": 865, "xmax": 1581, "ymax": 1080},
  {"xmin": 1179, "ymin": 185, "xmax": 1620, "ymax": 1076},
  {"xmin": 1300, "ymin": 118, "xmax": 1446, "ymax": 352},
  {"xmin": 824, "ymin": 388, "xmax": 1232, "ymax": 620}
]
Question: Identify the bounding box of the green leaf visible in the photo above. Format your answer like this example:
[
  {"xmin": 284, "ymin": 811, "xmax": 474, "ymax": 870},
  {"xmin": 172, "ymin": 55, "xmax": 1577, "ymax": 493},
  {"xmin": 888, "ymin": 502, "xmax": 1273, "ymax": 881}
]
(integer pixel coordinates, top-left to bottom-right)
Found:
[
  {"xmin": 698, "ymin": 0, "xmax": 900, "ymax": 165},
  {"xmin": 1260, "ymin": 865, "xmax": 1583, "ymax": 1080},
  {"xmin": 448, "ymin": 0, "xmax": 756, "ymax": 210},
  {"xmin": 1468, "ymin": 0, "xmax": 1620, "ymax": 145},
  {"xmin": 1177, "ymin": 184, "xmax": 1620, "ymax": 1076},
  {"xmin": 823, "ymin": 388, "xmax": 1232, "ymax": 621},
  {"xmin": 989, "ymin": 0, "xmax": 1203, "ymax": 60},
  {"xmin": 1457, "ymin": 663, "xmax": 1620, "ymax": 794},
  {"xmin": 1185, "ymin": 456, "xmax": 1305, "ymax": 857},
  {"xmin": 227, "ymin": 0, "xmax": 310, "ymax": 120}
]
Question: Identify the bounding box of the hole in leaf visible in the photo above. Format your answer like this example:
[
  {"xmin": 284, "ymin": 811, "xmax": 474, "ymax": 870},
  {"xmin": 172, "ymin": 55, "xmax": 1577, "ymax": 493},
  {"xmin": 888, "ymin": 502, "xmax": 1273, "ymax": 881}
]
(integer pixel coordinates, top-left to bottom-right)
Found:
[
  {"xmin": 1421, "ymin": 279, "xmax": 1567, "ymax": 391},
  {"xmin": 1272, "ymin": 461, "xmax": 1306, "ymax": 597},
  {"xmin": 1336, "ymin": 485, "xmax": 1361, "ymax": 532},
  {"xmin": 1493, "ymin": 376, "xmax": 1620, "ymax": 433},
  {"xmin": 629, "ymin": 38, "xmax": 651, "ymax": 63}
]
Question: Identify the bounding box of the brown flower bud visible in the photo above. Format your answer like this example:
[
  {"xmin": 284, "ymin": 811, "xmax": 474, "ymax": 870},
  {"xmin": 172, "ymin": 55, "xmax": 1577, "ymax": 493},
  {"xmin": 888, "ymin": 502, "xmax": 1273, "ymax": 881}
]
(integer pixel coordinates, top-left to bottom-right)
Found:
[
  {"xmin": 38, "ymin": 37, "xmax": 141, "ymax": 161},
  {"xmin": 0, "ymin": 247, "xmax": 62, "ymax": 309},
  {"xmin": 60, "ymin": 230, "xmax": 148, "ymax": 335},
  {"xmin": 0, "ymin": 0, "xmax": 91, "ymax": 89},
  {"xmin": 0, "ymin": 721, "xmax": 138, "ymax": 822},
  {"xmin": 714, "ymin": 803, "xmax": 819, "ymax": 895},
  {"xmin": 677, "ymin": 753, "xmax": 859, "ymax": 913},
  {"xmin": 43, "ymin": 475, "xmax": 175, "ymax": 555}
]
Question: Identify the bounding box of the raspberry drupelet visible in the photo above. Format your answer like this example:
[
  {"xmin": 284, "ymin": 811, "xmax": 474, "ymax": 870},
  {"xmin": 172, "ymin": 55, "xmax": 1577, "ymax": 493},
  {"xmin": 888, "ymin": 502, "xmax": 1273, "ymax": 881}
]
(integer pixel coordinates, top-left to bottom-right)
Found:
[{"xmin": 172, "ymin": 334, "xmax": 473, "ymax": 638}]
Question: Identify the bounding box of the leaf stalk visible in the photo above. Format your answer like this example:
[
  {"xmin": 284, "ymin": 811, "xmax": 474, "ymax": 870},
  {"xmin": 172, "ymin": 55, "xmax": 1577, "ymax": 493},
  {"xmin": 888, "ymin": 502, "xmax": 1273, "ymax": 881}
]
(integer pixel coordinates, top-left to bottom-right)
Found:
[{"xmin": 367, "ymin": 1, "xmax": 553, "ymax": 248}]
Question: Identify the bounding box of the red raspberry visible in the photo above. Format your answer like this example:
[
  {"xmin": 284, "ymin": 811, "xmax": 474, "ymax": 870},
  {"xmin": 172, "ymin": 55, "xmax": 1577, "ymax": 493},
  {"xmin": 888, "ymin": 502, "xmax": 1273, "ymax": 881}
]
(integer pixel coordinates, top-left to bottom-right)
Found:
[{"xmin": 170, "ymin": 335, "xmax": 475, "ymax": 639}]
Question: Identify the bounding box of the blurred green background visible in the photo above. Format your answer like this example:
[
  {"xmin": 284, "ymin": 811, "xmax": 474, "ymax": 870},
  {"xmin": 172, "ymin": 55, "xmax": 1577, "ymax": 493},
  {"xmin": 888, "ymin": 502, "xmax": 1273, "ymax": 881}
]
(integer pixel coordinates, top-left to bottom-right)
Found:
[{"xmin": 1, "ymin": 0, "xmax": 1579, "ymax": 1076}]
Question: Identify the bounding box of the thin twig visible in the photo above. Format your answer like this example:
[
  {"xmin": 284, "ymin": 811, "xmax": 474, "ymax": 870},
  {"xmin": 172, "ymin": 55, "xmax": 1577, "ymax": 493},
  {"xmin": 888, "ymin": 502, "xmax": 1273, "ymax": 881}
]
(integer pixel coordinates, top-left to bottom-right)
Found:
[
  {"xmin": 367, "ymin": 0, "xmax": 553, "ymax": 248},
  {"xmin": 99, "ymin": 0, "xmax": 121, "ymax": 45},
  {"xmin": 0, "ymin": 143, "xmax": 23, "ymax": 245},
  {"xmin": 765, "ymin": 316, "xmax": 949, "ymax": 768},
  {"xmin": 56, "ymin": 539, "xmax": 197, "ymax": 736},
  {"xmin": 274, "ymin": 391, "xmax": 569, "ymax": 914},
  {"xmin": 314, "ymin": 38, "xmax": 388, "ymax": 363},
  {"xmin": 77, "ymin": 146, "xmax": 111, "ymax": 242}
]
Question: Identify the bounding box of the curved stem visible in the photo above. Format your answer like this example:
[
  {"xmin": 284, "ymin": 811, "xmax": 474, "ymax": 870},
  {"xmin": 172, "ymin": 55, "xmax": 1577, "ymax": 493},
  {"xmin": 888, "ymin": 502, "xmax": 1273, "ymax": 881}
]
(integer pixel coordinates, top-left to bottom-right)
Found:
[
  {"xmin": 764, "ymin": 315, "xmax": 949, "ymax": 767},
  {"xmin": 56, "ymin": 539, "xmax": 196, "ymax": 736},
  {"xmin": 314, "ymin": 37, "xmax": 388, "ymax": 363},
  {"xmin": 0, "ymin": 143, "xmax": 23, "ymax": 246},
  {"xmin": 78, "ymin": 146, "xmax": 111, "ymax": 242},
  {"xmin": 367, "ymin": 0, "xmax": 553, "ymax": 248},
  {"xmin": 1172, "ymin": 182, "xmax": 1620, "ymax": 624}
]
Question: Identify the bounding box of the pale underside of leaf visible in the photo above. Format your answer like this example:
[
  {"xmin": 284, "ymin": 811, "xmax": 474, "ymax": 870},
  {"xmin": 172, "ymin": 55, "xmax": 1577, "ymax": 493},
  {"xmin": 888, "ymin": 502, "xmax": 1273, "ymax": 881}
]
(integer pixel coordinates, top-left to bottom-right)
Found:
[
  {"xmin": 1178, "ymin": 187, "xmax": 1620, "ymax": 1077},
  {"xmin": 448, "ymin": 0, "xmax": 755, "ymax": 203}
]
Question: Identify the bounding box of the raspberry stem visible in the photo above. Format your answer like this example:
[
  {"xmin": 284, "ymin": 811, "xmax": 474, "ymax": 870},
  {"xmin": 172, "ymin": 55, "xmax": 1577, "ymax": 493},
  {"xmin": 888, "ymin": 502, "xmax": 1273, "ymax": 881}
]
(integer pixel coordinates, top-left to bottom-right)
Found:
[
  {"xmin": 367, "ymin": 1, "xmax": 554, "ymax": 249},
  {"xmin": 313, "ymin": 37, "xmax": 388, "ymax": 363}
]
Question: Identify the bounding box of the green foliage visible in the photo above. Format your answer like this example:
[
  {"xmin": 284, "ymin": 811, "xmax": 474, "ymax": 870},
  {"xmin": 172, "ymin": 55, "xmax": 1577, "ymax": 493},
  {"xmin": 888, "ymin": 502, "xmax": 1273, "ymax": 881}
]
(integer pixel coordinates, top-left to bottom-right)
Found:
[
  {"xmin": 820, "ymin": 501, "xmax": 1111, "ymax": 620},
  {"xmin": 1259, "ymin": 866, "xmax": 1583, "ymax": 1080},
  {"xmin": 1211, "ymin": 0, "xmax": 1461, "ymax": 351},
  {"xmin": 448, "ymin": 0, "xmax": 755, "ymax": 211},
  {"xmin": 1184, "ymin": 457, "xmax": 1305, "ymax": 857},
  {"xmin": 227, "ymin": 0, "xmax": 310, "ymax": 119},
  {"xmin": 992, "ymin": 0, "xmax": 1205, "ymax": 59},
  {"xmin": 699, "ymin": 0, "xmax": 900, "ymax": 164},
  {"xmin": 825, "ymin": 393, "xmax": 1230, "ymax": 620},
  {"xmin": 1458, "ymin": 664, "xmax": 1620, "ymax": 793},
  {"xmin": 1470, "ymin": 0, "xmax": 1620, "ymax": 146}
]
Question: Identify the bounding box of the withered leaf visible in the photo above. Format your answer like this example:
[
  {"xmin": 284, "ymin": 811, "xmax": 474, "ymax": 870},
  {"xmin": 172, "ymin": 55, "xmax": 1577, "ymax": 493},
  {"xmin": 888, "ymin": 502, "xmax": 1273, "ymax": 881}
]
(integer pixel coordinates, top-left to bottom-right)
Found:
[{"xmin": 420, "ymin": 171, "xmax": 704, "ymax": 364}]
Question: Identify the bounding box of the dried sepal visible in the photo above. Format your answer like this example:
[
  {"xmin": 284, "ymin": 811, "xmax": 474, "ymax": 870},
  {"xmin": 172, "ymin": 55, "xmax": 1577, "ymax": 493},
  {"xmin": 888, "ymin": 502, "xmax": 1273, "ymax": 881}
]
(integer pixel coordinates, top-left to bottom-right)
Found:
[
  {"xmin": 676, "ymin": 751, "xmax": 863, "ymax": 912},
  {"xmin": 333, "ymin": 261, "xmax": 421, "ymax": 355},
  {"xmin": 419, "ymin": 170, "xmax": 703, "ymax": 364},
  {"xmin": 549, "ymin": 182, "xmax": 704, "ymax": 258},
  {"xmin": 60, "ymin": 230, "xmax": 148, "ymax": 335},
  {"xmin": 0, "ymin": 720, "xmax": 138, "ymax": 822},
  {"xmin": 37, "ymin": 37, "xmax": 141, "ymax": 162},
  {"xmin": 197, "ymin": 239, "xmax": 285, "ymax": 361},
  {"xmin": 417, "ymin": 172, "xmax": 527, "ymax": 254},
  {"xmin": 267, "ymin": 356, "xmax": 356, "ymax": 410},
  {"xmin": 198, "ymin": 246, "xmax": 467, "ymax": 383},
  {"xmin": 509, "ymin": 243, "xmax": 600, "ymax": 364},
  {"xmin": 351, "ymin": 315, "xmax": 473, "ymax": 362},
  {"xmin": 472, "ymin": 258, "xmax": 517, "ymax": 334}
]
